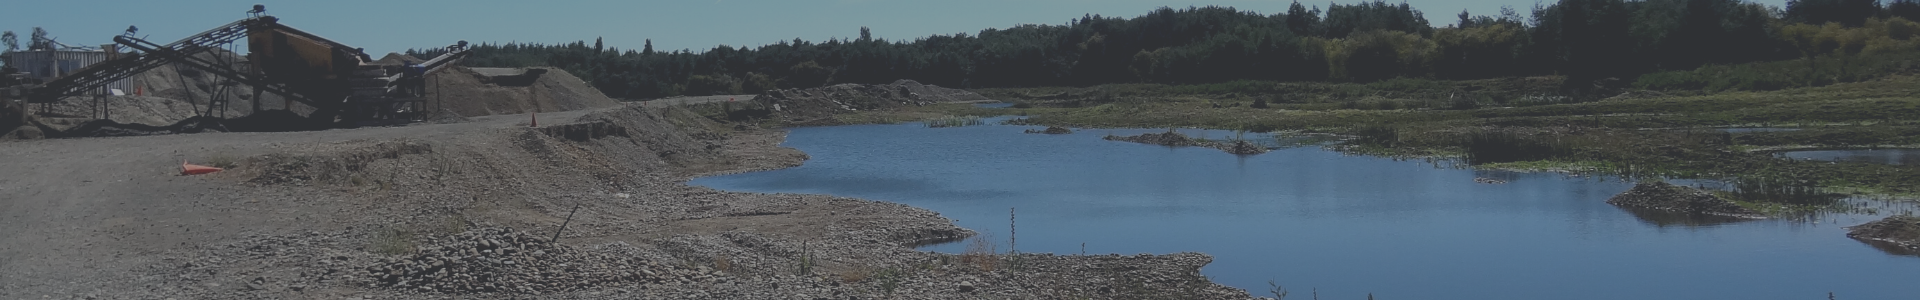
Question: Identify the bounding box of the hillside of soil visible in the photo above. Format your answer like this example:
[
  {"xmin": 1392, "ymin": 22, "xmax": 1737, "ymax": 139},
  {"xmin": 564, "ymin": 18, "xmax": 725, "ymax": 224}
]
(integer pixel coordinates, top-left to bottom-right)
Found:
[{"xmin": 426, "ymin": 66, "xmax": 620, "ymax": 118}]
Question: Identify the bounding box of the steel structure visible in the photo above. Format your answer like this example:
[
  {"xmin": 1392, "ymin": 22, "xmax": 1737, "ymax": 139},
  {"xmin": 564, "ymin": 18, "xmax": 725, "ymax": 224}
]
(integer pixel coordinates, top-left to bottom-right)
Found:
[{"xmin": 17, "ymin": 8, "xmax": 470, "ymax": 123}]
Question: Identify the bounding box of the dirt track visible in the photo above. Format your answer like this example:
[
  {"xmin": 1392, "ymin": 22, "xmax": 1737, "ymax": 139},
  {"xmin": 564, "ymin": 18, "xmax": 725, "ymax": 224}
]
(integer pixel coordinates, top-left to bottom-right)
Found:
[{"xmin": 0, "ymin": 101, "xmax": 1252, "ymax": 299}]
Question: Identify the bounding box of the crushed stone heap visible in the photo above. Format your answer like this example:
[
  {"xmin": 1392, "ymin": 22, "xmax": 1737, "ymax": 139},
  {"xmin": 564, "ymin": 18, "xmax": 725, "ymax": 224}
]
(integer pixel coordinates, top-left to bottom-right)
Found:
[{"xmin": 359, "ymin": 226, "xmax": 716, "ymax": 295}]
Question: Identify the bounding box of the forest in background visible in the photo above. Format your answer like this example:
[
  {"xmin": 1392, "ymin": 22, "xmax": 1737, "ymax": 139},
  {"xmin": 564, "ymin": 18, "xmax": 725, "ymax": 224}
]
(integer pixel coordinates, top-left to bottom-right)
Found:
[{"xmin": 408, "ymin": 0, "xmax": 1920, "ymax": 99}]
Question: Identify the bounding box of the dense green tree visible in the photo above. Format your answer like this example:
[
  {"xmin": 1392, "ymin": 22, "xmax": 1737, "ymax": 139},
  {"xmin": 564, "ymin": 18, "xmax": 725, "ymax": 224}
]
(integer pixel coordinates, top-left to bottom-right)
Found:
[
  {"xmin": 1787, "ymin": 0, "xmax": 1881, "ymax": 26},
  {"xmin": 405, "ymin": 1, "xmax": 1913, "ymax": 99}
]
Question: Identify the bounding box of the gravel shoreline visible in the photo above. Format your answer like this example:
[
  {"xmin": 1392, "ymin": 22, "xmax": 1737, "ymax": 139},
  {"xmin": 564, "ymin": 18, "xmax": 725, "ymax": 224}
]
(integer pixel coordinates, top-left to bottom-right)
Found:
[{"xmin": 0, "ymin": 103, "xmax": 1255, "ymax": 299}]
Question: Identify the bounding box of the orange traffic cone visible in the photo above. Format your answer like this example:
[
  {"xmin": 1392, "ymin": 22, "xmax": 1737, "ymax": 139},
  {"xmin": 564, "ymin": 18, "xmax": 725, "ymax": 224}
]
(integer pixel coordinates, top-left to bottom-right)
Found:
[
  {"xmin": 182, "ymin": 160, "xmax": 222, "ymax": 175},
  {"xmin": 529, "ymin": 111, "xmax": 538, "ymax": 127}
]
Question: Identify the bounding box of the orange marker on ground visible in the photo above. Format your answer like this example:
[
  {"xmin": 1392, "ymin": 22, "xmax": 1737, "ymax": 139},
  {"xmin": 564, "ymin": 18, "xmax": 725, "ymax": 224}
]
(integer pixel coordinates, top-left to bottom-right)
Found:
[{"xmin": 182, "ymin": 160, "xmax": 222, "ymax": 175}]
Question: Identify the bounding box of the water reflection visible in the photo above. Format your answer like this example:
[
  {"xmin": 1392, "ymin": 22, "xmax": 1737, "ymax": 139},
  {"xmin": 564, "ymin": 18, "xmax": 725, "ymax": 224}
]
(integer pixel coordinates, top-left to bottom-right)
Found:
[
  {"xmin": 1853, "ymin": 238, "xmax": 1920, "ymax": 257},
  {"xmin": 692, "ymin": 119, "xmax": 1920, "ymax": 300},
  {"xmin": 1613, "ymin": 206, "xmax": 1759, "ymax": 227}
]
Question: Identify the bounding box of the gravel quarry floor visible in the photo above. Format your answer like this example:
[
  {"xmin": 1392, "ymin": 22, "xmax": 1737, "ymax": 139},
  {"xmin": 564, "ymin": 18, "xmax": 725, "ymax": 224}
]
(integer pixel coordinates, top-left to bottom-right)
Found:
[{"xmin": 0, "ymin": 102, "xmax": 1253, "ymax": 299}]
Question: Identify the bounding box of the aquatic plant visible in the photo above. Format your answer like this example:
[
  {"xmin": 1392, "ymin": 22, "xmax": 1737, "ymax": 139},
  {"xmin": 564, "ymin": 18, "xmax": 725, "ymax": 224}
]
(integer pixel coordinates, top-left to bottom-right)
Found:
[
  {"xmin": 959, "ymin": 233, "xmax": 999, "ymax": 272},
  {"xmin": 1462, "ymin": 129, "xmax": 1575, "ymax": 164},
  {"xmin": 924, "ymin": 115, "xmax": 985, "ymax": 128},
  {"xmin": 1731, "ymin": 178, "xmax": 1838, "ymax": 205}
]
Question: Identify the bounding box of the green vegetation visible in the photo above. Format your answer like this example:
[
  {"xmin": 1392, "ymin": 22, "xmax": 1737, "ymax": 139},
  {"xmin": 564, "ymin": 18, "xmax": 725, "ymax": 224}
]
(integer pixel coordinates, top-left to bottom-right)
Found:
[
  {"xmin": 923, "ymin": 115, "xmax": 986, "ymax": 128},
  {"xmin": 409, "ymin": 0, "xmax": 1920, "ymax": 101},
  {"xmin": 983, "ymin": 72, "xmax": 1920, "ymax": 200}
]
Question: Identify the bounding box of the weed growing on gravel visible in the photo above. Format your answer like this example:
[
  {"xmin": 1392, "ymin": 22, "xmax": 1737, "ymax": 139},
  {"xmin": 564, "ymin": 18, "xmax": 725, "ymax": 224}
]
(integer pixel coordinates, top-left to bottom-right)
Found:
[
  {"xmin": 1268, "ymin": 280, "xmax": 1291, "ymax": 299},
  {"xmin": 713, "ymin": 255, "xmax": 734, "ymax": 273},
  {"xmin": 838, "ymin": 266, "xmax": 873, "ymax": 283},
  {"xmin": 960, "ymin": 233, "xmax": 999, "ymax": 272},
  {"xmin": 370, "ymin": 228, "xmax": 416, "ymax": 255},
  {"xmin": 876, "ymin": 267, "xmax": 901, "ymax": 296},
  {"xmin": 433, "ymin": 215, "xmax": 468, "ymax": 235},
  {"xmin": 796, "ymin": 240, "xmax": 815, "ymax": 276}
]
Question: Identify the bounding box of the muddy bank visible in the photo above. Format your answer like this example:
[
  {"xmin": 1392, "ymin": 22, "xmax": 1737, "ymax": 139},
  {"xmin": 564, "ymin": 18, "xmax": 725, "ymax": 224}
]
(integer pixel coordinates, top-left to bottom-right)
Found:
[
  {"xmin": 0, "ymin": 102, "xmax": 1252, "ymax": 299},
  {"xmin": 1104, "ymin": 131, "xmax": 1270, "ymax": 155},
  {"xmin": 1605, "ymin": 181, "xmax": 1766, "ymax": 219}
]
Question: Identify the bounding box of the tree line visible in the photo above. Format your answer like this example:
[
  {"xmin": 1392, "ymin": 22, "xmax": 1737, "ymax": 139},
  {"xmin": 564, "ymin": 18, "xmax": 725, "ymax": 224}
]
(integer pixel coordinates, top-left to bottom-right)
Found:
[{"xmin": 409, "ymin": 0, "xmax": 1920, "ymax": 99}]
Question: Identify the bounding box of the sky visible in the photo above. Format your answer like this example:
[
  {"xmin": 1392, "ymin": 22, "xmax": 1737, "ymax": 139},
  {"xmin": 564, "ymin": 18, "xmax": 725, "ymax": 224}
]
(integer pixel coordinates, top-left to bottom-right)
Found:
[{"xmin": 3, "ymin": 0, "xmax": 1793, "ymax": 56}]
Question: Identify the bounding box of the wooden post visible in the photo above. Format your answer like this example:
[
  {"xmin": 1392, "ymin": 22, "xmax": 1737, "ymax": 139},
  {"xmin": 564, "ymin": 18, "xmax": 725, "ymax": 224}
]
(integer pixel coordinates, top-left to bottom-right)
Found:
[{"xmin": 551, "ymin": 204, "xmax": 580, "ymax": 243}]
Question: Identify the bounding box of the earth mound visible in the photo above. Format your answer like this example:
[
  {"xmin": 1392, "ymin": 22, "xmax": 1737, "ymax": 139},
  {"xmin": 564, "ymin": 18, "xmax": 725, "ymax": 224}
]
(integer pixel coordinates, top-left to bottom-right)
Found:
[
  {"xmin": 1024, "ymin": 126, "xmax": 1073, "ymax": 134},
  {"xmin": 1847, "ymin": 215, "xmax": 1920, "ymax": 253},
  {"xmin": 1107, "ymin": 131, "xmax": 1201, "ymax": 147},
  {"xmin": 753, "ymin": 79, "xmax": 989, "ymax": 125},
  {"xmin": 1104, "ymin": 131, "xmax": 1271, "ymax": 155},
  {"xmin": 1605, "ymin": 181, "xmax": 1766, "ymax": 219}
]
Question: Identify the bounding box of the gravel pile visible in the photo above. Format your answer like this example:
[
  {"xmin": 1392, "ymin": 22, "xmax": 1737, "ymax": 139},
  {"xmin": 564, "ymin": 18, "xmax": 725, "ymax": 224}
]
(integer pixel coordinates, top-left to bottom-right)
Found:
[{"xmin": 361, "ymin": 227, "xmax": 704, "ymax": 294}]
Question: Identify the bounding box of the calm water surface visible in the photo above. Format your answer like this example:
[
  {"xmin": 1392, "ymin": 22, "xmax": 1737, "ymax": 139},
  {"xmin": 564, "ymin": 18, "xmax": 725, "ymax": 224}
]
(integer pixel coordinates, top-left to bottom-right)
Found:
[{"xmin": 691, "ymin": 119, "xmax": 1920, "ymax": 300}]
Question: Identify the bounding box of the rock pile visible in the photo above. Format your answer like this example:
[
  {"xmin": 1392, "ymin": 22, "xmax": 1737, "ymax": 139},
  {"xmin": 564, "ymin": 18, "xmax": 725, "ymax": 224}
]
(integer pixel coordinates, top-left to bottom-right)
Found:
[
  {"xmin": 360, "ymin": 227, "xmax": 716, "ymax": 294},
  {"xmin": 1104, "ymin": 131, "xmax": 1271, "ymax": 155},
  {"xmin": 1605, "ymin": 181, "xmax": 1766, "ymax": 219},
  {"xmin": 1847, "ymin": 215, "xmax": 1920, "ymax": 252}
]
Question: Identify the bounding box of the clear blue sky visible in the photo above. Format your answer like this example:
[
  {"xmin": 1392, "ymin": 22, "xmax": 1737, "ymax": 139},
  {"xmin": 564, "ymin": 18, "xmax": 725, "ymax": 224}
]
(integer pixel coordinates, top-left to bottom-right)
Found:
[{"xmin": 3, "ymin": 0, "xmax": 1790, "ymax": 56}]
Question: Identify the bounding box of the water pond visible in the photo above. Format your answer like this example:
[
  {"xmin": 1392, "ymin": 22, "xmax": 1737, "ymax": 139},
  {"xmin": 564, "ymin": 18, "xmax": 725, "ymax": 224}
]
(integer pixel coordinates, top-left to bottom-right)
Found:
[
  {"xmin": 1777, "ymin": 149, "xmax": 1920, "ymax": 166},
  {"xmin": 691, "ymin": 119, "xmax": 1920, "ymax": 300}
]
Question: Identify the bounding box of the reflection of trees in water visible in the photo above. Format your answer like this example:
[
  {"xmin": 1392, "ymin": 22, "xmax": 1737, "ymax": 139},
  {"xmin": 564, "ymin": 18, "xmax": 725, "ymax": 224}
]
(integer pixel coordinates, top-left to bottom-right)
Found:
[
  {"xmin": 1614, "ymin": 206, "xmax": 1757, "ymax": 228},
  {"xmin": 1731, "ymin": 177, "xmax": 1844, "ymax": 207}
]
